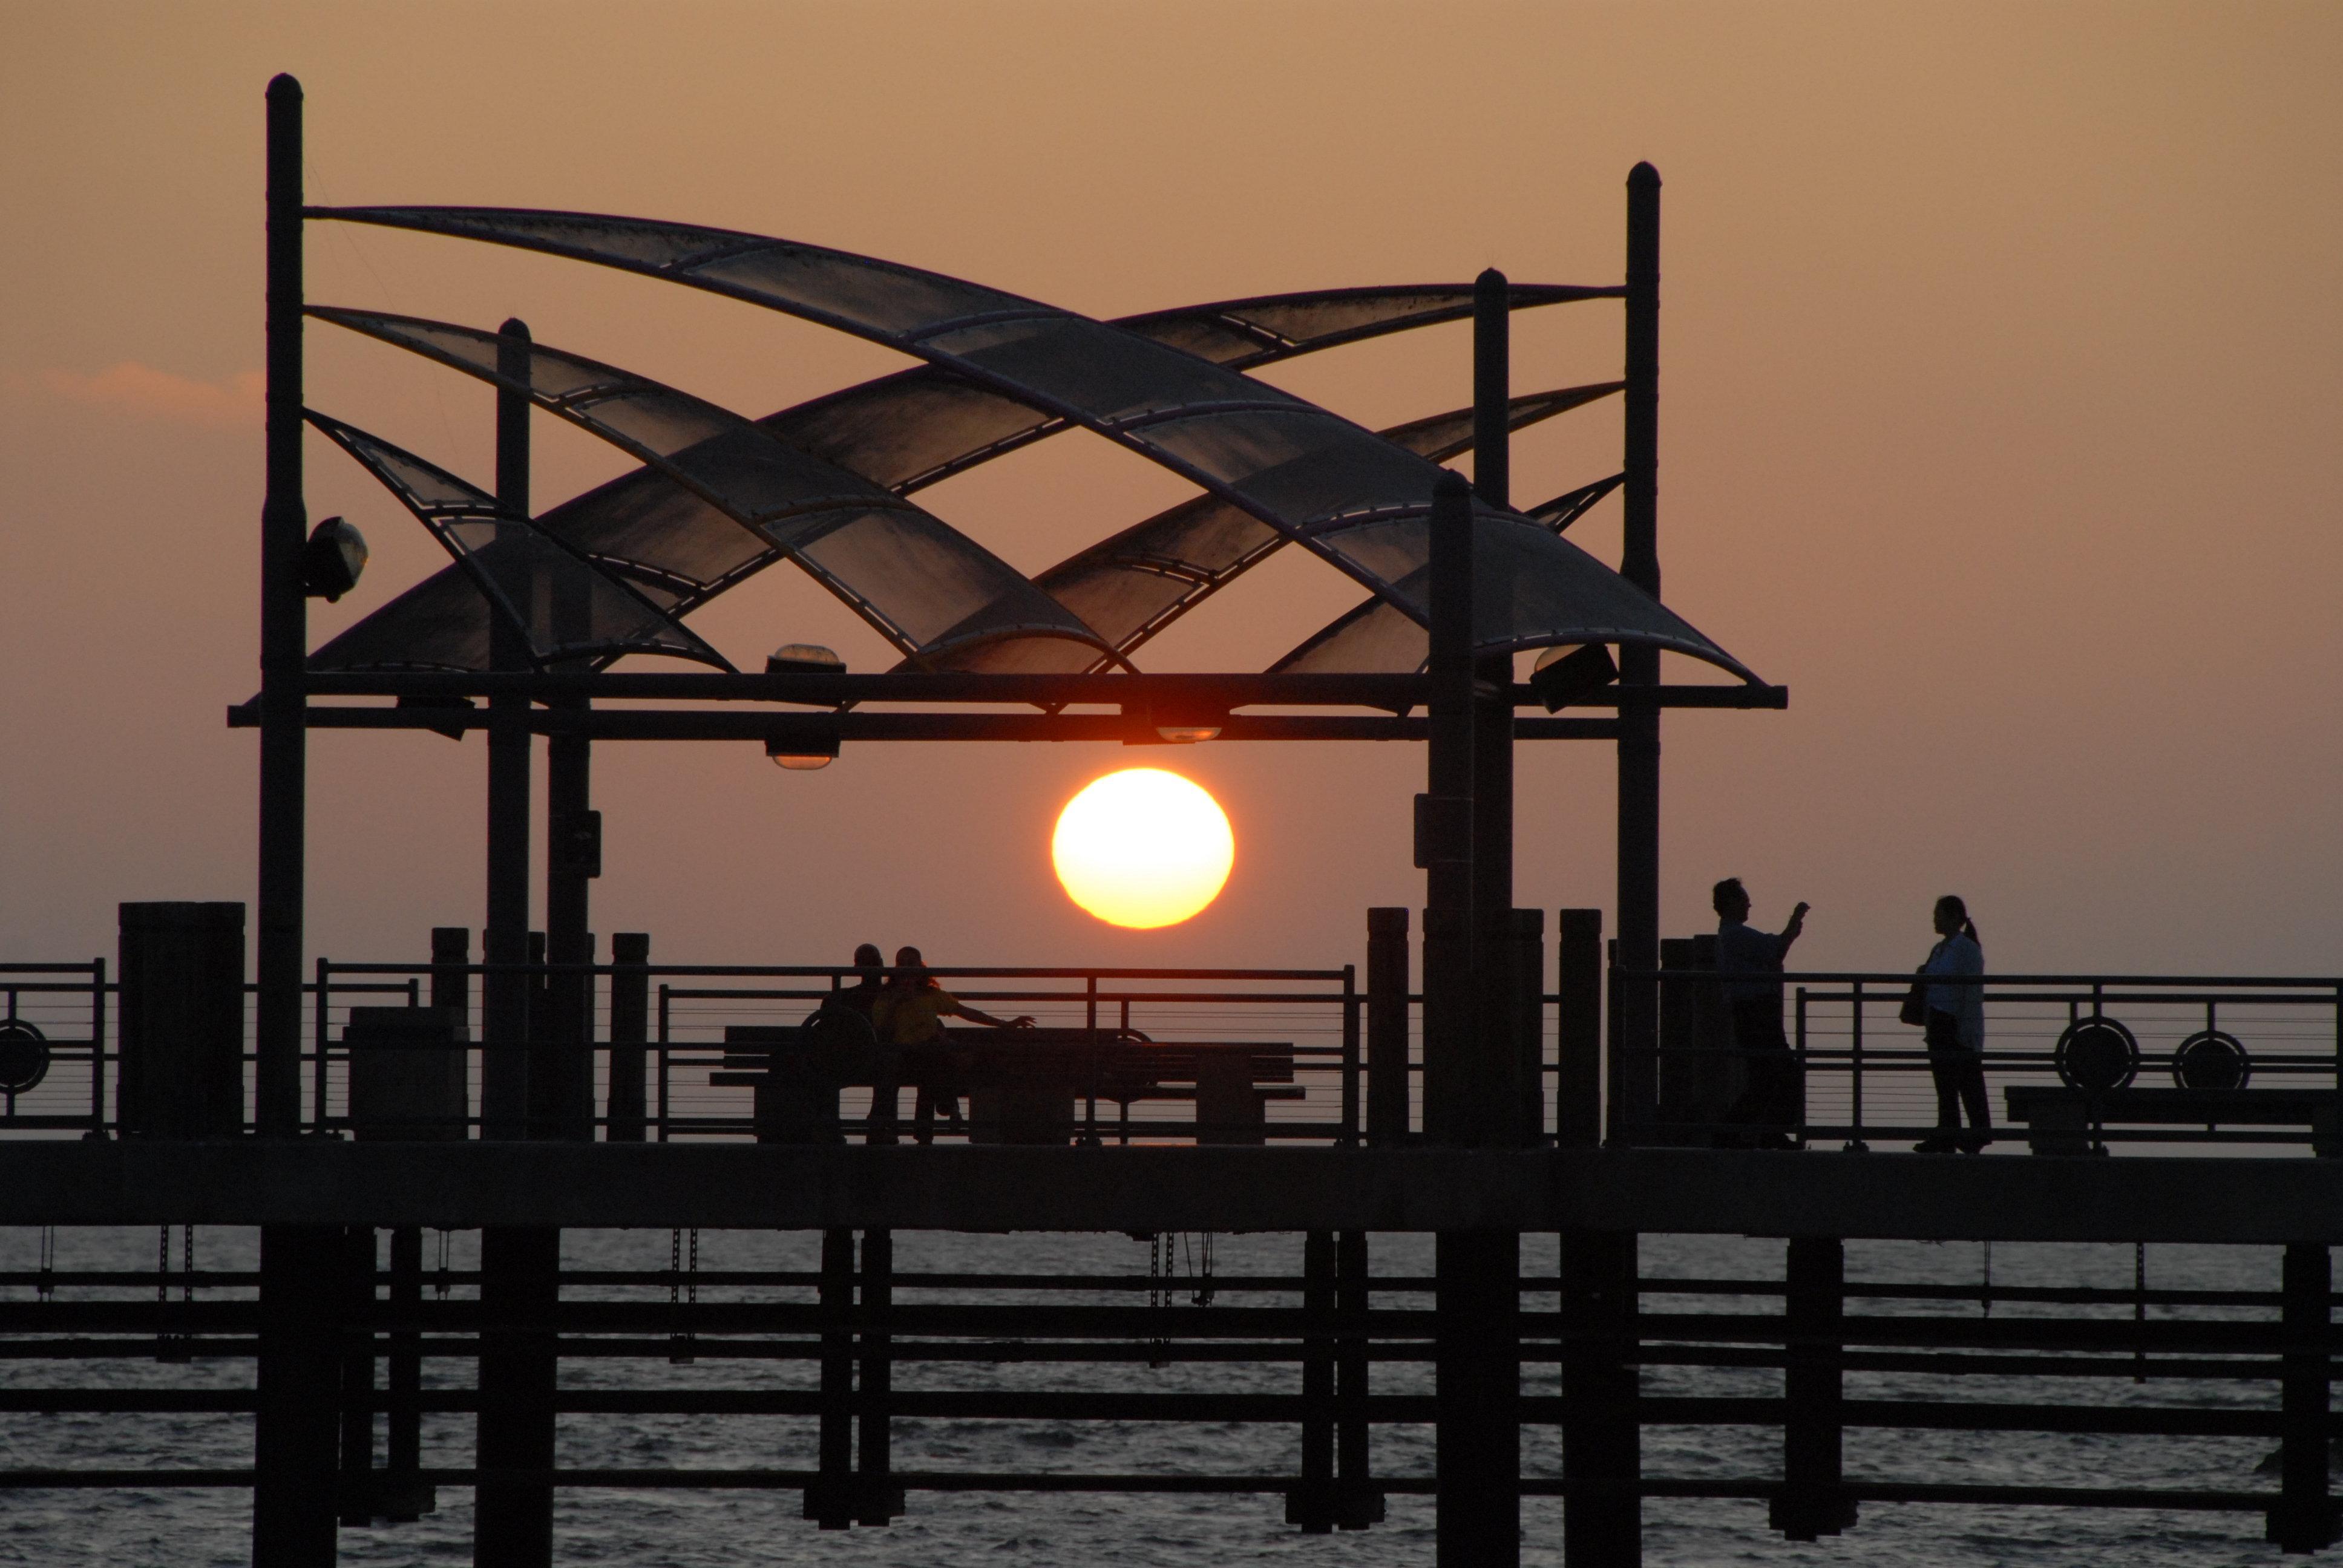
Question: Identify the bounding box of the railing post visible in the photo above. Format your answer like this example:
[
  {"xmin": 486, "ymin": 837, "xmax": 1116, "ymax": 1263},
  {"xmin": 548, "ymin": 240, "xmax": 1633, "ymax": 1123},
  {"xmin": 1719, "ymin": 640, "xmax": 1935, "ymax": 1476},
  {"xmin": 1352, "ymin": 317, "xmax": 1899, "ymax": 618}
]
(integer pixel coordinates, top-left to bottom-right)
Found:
[
  {"xmin": 1340, "ymin": 964, "xmax": 1360, "ymax": 1146},
  {"xmin": 117, "ymin": 903, "xmax": 246, "ymax": 1140},
  {"xmin": 606, "ymin": 933, "xmax": 649, "ymax": 1142},
  {"xmin": 1848, "ymin": 981, "xmax": 1867, "ymax": 1153},
  {"xmin": 1555, "ymin": 911, "xmax": 1603, "ymax": 1148},
  {"xmin": 1513, "ymin": 909, "xmax": 1546, "ymax": 1144},
  {"xmin": 1366, "ymin": 909, "xmax": 1410, "ymax": 1145}
]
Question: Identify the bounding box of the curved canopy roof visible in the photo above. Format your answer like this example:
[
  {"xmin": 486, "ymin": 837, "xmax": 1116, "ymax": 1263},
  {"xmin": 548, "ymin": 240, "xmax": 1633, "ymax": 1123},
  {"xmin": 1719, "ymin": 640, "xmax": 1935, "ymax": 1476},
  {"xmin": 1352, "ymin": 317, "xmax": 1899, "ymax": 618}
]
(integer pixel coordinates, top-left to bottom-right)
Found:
[
  {"xmin": 936, "ymin": 384, "xmax": 1622, "ymax": 675},
  {"xmin": 1271, "ymin": 475, "xmax": 1628, "ymax": 674},
  {"xmin": 312, "ymin": 206, "xmax": 1758, "ymax": 682},
  {"xmin": 309, "ymin": 307, "xmax": 1123, "ymax": 670},
  {"xmin": 306, "ymin": 413, "xmax": 729, "ymax": 673}
]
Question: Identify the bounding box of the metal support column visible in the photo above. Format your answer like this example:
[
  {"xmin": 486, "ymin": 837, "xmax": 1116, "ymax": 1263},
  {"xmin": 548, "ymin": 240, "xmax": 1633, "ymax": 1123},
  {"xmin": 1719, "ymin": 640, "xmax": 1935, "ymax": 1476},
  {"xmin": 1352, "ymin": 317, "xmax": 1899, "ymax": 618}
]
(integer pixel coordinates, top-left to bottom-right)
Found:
[
  {"xmin": 1614, "ymin": 163, "xmax": 1664, "ymax": 1145},
  {"xmin": 1472, "ymin": 269, "xmax": 1520, "ymax": 1141},
  {"xmin": 1561, "ymin": 1227, "xmax": 1640, "ymax": 1566},
  {"xmin": 473, "ymin": 1226, "xmax": 559, "ymax": 1567},
  {"xmin": 252, "ymin": 1223, "xmax": 339, "ymax": 1567},
  {"xmin": 1555, "ymin": 910, "xmax": 1604, "ymax": 1148},
  {"xmin": 2270, "ymin": 1241, "xmax": 2338, "ymax": 1552},
  {"xmin": 1774, "ymin": 1236, "xmax": 1856, "ymax": 1540},
  {"xmin": 856, "ymin": 1229, "xmax": 902, "ymax": 1525},
  {"xmin": 255, "ymin": 72, "xmax": 307, "ymax": 1140},
  {"xmin": 482, "ymin": 319, "xmax": 534, "ymax": 1143},
  {"xmin": 1420, "ymin": 471, "xmax": 1476, "ymax": 1144},
  {"xmin": 1365, "ymin": 909, "xmax": 1411, "ymax": 1145},
  {"xmin": 543, "ymin": 534, "xmax": 596, "ymax": 1139}
]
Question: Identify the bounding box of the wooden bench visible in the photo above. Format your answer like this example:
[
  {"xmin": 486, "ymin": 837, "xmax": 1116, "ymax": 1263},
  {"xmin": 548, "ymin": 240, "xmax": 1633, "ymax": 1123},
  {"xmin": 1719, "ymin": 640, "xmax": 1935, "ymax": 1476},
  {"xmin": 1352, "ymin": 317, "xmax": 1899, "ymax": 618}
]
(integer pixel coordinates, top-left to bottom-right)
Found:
[
  {"xmin": 714, "ymin": 1025, "xmax": 1297, "ymax": 1145},
  {"xmin": 2002, "ymin": 1086, "xmax": 2343, "ymax": 1157}
]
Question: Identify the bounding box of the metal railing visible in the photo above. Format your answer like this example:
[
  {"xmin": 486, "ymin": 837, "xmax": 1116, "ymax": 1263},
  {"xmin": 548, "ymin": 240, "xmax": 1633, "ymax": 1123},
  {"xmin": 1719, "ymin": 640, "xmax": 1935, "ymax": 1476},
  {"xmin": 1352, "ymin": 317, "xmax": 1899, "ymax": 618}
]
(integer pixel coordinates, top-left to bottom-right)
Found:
[{"xmin": 1615, "ymin": 969, "xmax": 2343, "ymax": 1155}]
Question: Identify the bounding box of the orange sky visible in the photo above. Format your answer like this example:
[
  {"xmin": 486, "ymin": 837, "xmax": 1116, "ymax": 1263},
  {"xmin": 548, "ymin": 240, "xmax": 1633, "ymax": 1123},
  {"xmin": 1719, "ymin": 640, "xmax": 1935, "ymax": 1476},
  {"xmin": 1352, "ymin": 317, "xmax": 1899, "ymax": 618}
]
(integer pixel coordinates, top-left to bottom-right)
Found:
[{"xmin": 2, "ymin": 2, "xmax": 2338, "ymax": 979}]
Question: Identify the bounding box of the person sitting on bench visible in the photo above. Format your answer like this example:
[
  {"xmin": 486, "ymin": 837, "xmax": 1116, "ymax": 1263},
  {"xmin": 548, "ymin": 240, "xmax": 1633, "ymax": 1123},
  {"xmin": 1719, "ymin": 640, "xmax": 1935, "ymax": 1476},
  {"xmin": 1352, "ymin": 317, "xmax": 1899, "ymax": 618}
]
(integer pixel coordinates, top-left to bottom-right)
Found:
[{"xmin": 873, "ymin": 946, "xmax": 1034, "ymax": 1143}]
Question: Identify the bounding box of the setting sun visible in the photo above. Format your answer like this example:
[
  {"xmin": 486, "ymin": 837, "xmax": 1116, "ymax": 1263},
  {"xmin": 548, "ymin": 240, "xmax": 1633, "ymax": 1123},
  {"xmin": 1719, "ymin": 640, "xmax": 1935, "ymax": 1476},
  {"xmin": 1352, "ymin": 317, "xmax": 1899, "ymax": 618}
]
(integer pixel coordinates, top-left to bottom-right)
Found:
[{"xmin": 1051, "ymin": 769, "xmax": 1234, "ymax": 929}]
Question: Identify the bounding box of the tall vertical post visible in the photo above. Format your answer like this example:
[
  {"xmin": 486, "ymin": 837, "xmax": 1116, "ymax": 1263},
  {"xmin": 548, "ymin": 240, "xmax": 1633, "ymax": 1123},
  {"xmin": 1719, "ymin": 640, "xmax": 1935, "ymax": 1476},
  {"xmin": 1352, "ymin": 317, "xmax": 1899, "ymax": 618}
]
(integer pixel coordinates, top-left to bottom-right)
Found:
[
  {"xmin": 252, "ymin": 73, "xmax": 339, "ymax": 1568},
  {"xmin": 1614, "ymin": 163, "xmax": 1664, "ymax": 1142},
  {"xmin": 1423, "ymin": 468, "xmax": 1515, "ymax": 1564},
  {"xmin": 544, "ymin": 539, "xmax": 595, "ymax": 1138},
  {"xmin": 1365, "ymin": 909, "xmax": 1411, "ymax": 1145},
  {"xmin": 2270, "ymin": 1241, "xmax": 2338, "ymax": 1552},
  {"xmin": 1472, "ymin": 269, "xmax": 1525, "ymax": 1152},
  {"xmin": 483, "ymin": 321, "xmax": 534, "ymax": 1140},
  {"xmin": 256, "ymin": 72, "xmax": 307, "ymax": 1138},
  {"xmin": 1420, "ymin": 471, "xmax": 1476, "ymax": 1145}
]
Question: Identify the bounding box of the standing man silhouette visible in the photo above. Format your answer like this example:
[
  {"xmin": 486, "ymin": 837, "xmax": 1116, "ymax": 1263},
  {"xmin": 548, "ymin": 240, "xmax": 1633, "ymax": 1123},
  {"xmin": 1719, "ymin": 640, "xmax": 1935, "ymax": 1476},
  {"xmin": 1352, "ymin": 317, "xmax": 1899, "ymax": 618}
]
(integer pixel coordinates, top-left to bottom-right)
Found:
[{"xmin": 1713, "ymin": 878, "xmax": 1810, "ymax": 1149}]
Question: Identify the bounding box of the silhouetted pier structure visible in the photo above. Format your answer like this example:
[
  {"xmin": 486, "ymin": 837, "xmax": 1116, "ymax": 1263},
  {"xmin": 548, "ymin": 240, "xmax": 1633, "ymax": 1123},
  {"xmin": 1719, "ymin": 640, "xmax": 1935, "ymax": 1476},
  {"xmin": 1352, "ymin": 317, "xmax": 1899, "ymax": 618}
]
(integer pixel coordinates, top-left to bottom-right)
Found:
[{"xmin": 2, "ymin": 74, "xmax": 2337, "ymax": 1566}]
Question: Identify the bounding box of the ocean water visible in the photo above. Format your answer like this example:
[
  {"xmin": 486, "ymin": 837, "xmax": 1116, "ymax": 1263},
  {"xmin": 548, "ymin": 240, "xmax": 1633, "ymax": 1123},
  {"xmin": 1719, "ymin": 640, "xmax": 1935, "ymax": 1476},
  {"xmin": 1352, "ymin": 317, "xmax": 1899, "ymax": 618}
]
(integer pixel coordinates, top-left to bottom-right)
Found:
[{"xmin": 0, "ymin": 1227, "xmax": 2304, "ymax": 1566}]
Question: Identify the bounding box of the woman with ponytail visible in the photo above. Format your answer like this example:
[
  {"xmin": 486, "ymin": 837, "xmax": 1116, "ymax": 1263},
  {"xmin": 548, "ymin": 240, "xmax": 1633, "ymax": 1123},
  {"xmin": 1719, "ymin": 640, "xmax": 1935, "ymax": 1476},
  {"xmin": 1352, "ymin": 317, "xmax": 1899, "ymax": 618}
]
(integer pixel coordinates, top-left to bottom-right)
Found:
[{"xmin": 1913, "ymin": 895, "xmax": 1990, "ymax": 1152}]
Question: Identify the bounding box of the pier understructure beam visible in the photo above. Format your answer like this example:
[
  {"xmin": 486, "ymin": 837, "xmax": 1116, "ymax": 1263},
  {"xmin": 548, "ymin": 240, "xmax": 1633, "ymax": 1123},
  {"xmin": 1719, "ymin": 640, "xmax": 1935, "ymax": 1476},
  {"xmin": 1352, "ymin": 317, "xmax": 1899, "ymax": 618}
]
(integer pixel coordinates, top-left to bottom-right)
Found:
[
  {"xmin": 2269, "ymin": 1241, "xmax": 2340, "ymax": 1553},
  {"xmin": 1772, "ymin": 1235, "xmax": 1858, "ymax": 1540},
  {"xmin": 1561, "ymin": 1227, "xmax": 1640, "ymax": 1565}
]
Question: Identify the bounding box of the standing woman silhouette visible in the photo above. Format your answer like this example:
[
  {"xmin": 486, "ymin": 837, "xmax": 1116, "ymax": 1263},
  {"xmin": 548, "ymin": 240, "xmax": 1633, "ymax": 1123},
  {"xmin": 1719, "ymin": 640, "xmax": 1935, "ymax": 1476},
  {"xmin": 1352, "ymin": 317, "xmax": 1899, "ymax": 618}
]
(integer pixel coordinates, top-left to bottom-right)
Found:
[{"xmin": 1915, "ymin": 896, "xmax": 1991, "ymax": 1153}]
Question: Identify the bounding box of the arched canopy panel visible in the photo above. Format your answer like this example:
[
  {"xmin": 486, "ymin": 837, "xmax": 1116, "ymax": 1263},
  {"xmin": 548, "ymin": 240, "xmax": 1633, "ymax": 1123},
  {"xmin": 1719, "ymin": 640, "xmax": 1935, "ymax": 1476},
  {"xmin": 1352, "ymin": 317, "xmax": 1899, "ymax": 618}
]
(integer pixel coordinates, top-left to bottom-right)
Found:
[
  {"xmin": 932, "ymin": 384, "xmax": 1623, "ymax": 675},
  {"xmin": 310, "ymin": 208, "xmax": 1759, "ymax": 681},
  {"xmin": 770, "ymin": 282, "xmax": 1598, "ymax": 496},
  {"xmin": 305, "ymin": 412, "xmax": 729, "ymax": 673},
  {"xmin": 307, "ymin": 307, "xmax": 1120, "ymax": 670},
  {"xmin": 1270, "ymin": 474, "xmax": 1701, "ymax": 676}
]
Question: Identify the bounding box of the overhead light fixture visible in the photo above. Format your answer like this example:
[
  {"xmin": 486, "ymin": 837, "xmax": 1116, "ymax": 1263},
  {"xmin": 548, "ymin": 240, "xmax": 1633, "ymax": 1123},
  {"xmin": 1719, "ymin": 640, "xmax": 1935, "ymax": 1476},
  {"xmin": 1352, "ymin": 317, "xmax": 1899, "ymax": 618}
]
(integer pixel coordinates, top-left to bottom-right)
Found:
[
  {"xmin": 1528, "ymin": 643, "xmax": 1619, "ymax": 711},
  {"xmin": 302, "ymin": 515, "xmax": 368, "ymax": 601},
  {"xmin": 1127, "ymin": 701, "xmax": 1225, "ymax": 745},
  {"xmin": 765, "ymin": 643, "xmax": 844, "ymax": 676},
  {"xmin": 764, "ymin": 646, "xmax": 844, "ymax": 768}
]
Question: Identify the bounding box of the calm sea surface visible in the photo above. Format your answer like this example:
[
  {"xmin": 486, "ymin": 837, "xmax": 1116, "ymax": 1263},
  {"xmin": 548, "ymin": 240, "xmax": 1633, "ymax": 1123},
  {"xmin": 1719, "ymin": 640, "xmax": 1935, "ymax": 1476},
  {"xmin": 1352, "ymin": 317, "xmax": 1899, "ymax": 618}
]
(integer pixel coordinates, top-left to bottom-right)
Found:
[{"xmin": 0, "ymin": 1227, "xmax": 2303, "ymax": 1566}]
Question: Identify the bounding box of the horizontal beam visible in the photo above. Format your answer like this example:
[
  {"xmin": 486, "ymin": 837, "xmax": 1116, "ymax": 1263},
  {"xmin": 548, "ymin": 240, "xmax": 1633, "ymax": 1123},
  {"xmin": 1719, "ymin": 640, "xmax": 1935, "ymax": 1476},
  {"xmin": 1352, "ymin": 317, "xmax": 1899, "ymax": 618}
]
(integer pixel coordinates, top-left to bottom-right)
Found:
[
  {"xmin": 283, "ymin": 670, "xmax": 1786, "ymax": 711},
  {"xmin": 226, "ymin": 706, "xmax": 1621, "ymax": 742},
  {"xmin": 3, "ymin": 1144, "xmax": 2340, "ymax": 1242}
]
